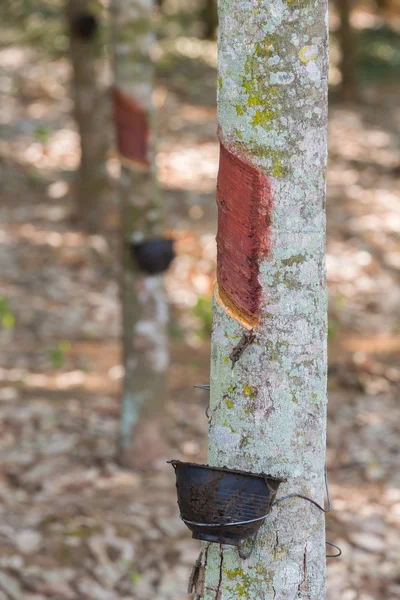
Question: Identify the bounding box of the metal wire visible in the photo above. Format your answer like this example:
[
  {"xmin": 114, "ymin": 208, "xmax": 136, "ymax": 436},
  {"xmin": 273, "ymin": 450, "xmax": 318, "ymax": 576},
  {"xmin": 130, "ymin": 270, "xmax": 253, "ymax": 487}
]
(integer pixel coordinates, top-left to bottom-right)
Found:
[
  {"xmin": 326, "ymin": 541, "xmax": 342, "ymax": 558},
  {"xmin": 179, "ymin": 463, "xmax": 341, "ymax": 558},
  {"xmin": 193, "ymin": 385, "xmax": 211, "ymax": 419},
  {"xmin": 191, "ymin": 386, "xmax": 341, "ymax": 558},
  {"xmin": 181, "ymin": 514, "xmax": 267, "ymax": 528},
  {"xmin": 272, "ymin": 464, "xmax": 331, "ymax": 514},
  {"xmin": 238, "ymin": 531, "xmax": 259, "ymax": 560}
]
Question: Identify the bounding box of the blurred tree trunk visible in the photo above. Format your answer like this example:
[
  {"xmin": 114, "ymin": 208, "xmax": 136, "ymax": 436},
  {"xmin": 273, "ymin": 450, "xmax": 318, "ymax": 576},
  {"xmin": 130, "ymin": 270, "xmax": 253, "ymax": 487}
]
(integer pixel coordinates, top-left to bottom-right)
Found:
[
  {"xmin": 66, "ymin": 0, "xmax": 109, "ymax": 231},
  {"xmin": 201, "ymin": 0, "xmax": 218, "ymax": 40},
  {"xmin": 111, "ymin": 0, "xmax": 169, "ymax": 469},
  {"xmin": 375, "ymin": 0, "xmax": 388, "ymax": 15},
  {"xmin": 337, "ymin": 0, "xmax": 358, "ymax": 101},
  {"xmin": 191, "ymin": 0, "xmax": 329, "ymax": 597}
]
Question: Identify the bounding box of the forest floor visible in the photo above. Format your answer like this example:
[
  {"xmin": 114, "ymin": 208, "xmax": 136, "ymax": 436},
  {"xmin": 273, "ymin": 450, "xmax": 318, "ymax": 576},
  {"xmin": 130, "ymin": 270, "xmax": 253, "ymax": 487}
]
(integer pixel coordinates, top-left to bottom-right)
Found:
[{"xmin": 0, "ymin": 15, "xmax": 400, "ymax": 600}]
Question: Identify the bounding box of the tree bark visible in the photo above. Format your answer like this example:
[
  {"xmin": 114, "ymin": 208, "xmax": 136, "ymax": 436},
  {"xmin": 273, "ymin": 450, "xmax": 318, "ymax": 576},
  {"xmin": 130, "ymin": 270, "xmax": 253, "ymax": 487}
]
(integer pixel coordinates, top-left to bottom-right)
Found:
[
  {"xmin": 198, "ymin": 0, "xmax": 329, "ymax": 597},
  {"xmin": 111, "ymin": 0, "xmax": 169, "ymax": 469},
  {"xmin": 66, "ymin": 0, "xmax": 109, "ymax": 231}
]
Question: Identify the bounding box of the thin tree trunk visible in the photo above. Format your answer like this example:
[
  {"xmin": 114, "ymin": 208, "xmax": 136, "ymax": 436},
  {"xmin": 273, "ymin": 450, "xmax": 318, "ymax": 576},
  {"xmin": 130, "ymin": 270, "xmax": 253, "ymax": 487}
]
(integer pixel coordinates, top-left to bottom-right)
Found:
[
  {"xmin": 66, "ymin": 0, "xmax": 109, "ymax": 231},
  {"xmin": 375, "ymin": 0, "xmax": 388, "ymax": 11},
  {"xmin": 111, "ymin": 0, "xmax": 169, "ymax": 469},
  {"xmin": 196, "ymin": 0, "xmax": 329, "ymax": 597},
  {"xmin": 201, "ymin": 0, "xmax": 218, "ymax": 40},
  {"xmin": 337, "ymin": 0, "xmax": 358, "ymax": 101},
  {"xmin": 375, "ymin": 0, "xmax": 391, "ymax": 16}
]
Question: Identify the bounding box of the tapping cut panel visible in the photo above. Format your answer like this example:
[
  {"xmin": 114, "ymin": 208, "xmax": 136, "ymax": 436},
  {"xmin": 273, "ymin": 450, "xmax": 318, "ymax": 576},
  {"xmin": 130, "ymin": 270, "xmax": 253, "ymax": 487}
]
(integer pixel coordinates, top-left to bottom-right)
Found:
[
  {"xmin": 216, "ymin": 143, "xmax": 273, "ymax": 327},
  {"xmin": 112, "ymin": 87, "xmax": 149, "ymax": 169}
]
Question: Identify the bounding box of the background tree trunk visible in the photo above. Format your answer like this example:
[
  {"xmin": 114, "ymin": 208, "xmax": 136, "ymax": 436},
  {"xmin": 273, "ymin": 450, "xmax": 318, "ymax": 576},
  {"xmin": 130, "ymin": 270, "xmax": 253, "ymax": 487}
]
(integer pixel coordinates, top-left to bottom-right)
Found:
[
  {"xmin": 66, "ymin": 0, "xmax": 109, "ymax": 231},
  {"xmin": 375, "ymin": 0, "xmax": 388, "ymax": 16},
  {"xmin": 197, "ymin": 0, "xmax": 329, "ymax": 597},
  {"xmin": 337, "ymin": 0, "xmax": 358, "ymax": 101},
  {"xmin": 111, "ymin": 0, "xmax": 169, "ymax": 469},
  {"xmin": 201, "ymin": 0, "xmax": 218, "ymax": 40}
]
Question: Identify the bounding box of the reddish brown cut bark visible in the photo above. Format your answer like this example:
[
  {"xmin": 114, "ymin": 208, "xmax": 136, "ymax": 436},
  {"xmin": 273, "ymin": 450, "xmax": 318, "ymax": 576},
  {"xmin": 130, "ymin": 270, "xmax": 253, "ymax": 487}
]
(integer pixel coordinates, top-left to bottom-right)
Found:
[
  {"xmin": 112, "ymin": 87, "xmax": 149, "ymax": 168},
  {"xmin": 216, "ymin": 142, "xmax": 273, "ymax": 327}
]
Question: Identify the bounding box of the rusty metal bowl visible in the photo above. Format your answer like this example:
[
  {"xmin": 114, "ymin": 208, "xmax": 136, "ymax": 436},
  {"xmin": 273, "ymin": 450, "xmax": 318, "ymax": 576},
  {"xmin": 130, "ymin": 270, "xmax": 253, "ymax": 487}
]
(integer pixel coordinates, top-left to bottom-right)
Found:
[
  {"xmin": 130, "ymin": 238, "xmax": 175, "ymax": 275},
  {"xmin": 169, "ymin": 460, "xmax": 285, "ymax": 546}
]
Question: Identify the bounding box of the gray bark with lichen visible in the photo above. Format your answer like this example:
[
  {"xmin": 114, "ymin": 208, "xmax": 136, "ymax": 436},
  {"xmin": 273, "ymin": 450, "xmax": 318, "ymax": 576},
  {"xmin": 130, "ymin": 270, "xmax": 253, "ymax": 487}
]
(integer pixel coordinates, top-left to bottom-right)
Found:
[
  {"xmin": 198, "ymin": 0, "xmax": 329, "ymax": 597},
  {"xmin": 66, "ymin": 0, "xmax": 109, "ymax": 231},
  {"xmin": 112, "ymin": 0, "xmax": 169, "ymax": 468}
]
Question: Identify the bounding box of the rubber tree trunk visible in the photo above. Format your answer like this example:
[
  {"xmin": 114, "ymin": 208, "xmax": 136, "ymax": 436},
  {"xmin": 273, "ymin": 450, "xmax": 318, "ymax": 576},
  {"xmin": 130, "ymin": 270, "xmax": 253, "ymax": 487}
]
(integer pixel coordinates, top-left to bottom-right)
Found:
[
  {"xmin": 66, "ymin": 0, "xmax": 109, "ymax": 231},
  {"xmin": 111, "ymin": 0, "xmax": 169, "ymax": 469},
  {"xmin": 193, "ymin": 0, "xmax": 329, "ymax": 597},
  {"xmin": 337, "ymin": 0, "xmax": 358, "ymax": 101}
]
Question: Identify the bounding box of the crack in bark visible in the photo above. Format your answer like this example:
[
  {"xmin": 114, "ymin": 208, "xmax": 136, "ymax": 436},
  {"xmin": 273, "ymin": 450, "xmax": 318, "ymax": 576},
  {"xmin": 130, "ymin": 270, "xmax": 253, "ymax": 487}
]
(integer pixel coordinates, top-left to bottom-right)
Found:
[
  {"xmin": 208, "ymin": 395, "xmax": 226, "ymax": 427},
  {"xmin": 271, "ymin": 531, "xmax": 279, "ymax": 599},
  {"xmin": 188, "ymin": 548, "xmax": 204, "ymax": 594},
  {"xmin": 203, "ymin": 544, "xmax": 224, "ymax": 600},
  {"xmin": 216, "ymin": 544, "xmax": 224, "ymax": 600},
  {"xmin": 297, "ymin": 543, "xmax": 308, "ymax": 598},
  {"xmin": 193, "ymin": 543, "xmax": 210, "ymax": 599}
]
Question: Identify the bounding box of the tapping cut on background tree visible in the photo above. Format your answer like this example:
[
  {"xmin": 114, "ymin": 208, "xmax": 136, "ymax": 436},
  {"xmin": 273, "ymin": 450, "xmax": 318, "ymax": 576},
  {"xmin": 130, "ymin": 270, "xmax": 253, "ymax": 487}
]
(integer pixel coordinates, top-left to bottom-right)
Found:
[
  {"xmin": 111, "ymin": 0, "xmax": 170, "ymax": 469},
  {"xmin": 66, "ymin": 0, "xmax": 109, "ymax": 231},
  {"xmin": 192, "ymin": 0, "xmax": 330, "ymax": 597}
]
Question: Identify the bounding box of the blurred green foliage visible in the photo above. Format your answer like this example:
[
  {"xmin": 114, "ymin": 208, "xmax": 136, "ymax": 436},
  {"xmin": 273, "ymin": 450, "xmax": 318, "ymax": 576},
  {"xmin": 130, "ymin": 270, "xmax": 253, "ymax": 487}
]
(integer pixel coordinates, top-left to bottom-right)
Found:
[
  {"xmin": 193, "ymin": 296, "xmax": 212, "ymax": 339},
  {"xmin": 34, "ymin": 125, "xmax": 51, "ymax": 144},
  {"xmin": 168, "ymin": 322, "xmax": 184, "ymax": 341},
  {"xmin": 26, "ymin": 167, "xmax": 50, "ymax": 189},
  {"xmin": 0, "ymin": 0, "xmax": 108, "ymax": 57},
  {"xmin": 0, "ymin": 0, "xmax": 67, "ymax": 55},
  {"xmin": 328, "ymin": 320, "xmax": 340, "ymax": 342},
  {"xmin": 2, "ymin": 0, "xmax": 399, "ymax": 88},
  {"xmin": 0, "ymin": 297, "xmax": 15, "ymax": 330},
  {"xmin": 130, "ymin": 570, "xmax": 141, "ymax": 586},
  {"xmin": 357, "ymin": 26, "xmax": 400, "ymax": 80},
  {"xmin": 49, "ymin": 339, "xmax": 71, "ymax": 368}
]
